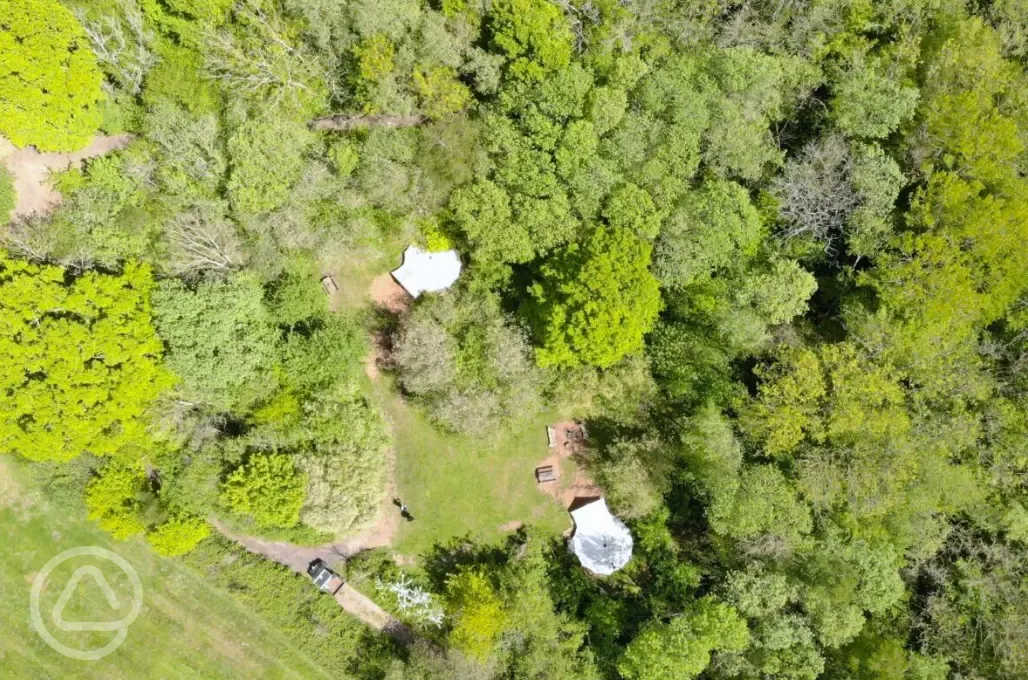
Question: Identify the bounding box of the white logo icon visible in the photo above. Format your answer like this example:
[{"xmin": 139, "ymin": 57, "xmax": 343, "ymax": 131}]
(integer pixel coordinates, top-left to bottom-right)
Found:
[{"xmin": 30, "ymin": 546, "xmax": 143, "ymax": 661}]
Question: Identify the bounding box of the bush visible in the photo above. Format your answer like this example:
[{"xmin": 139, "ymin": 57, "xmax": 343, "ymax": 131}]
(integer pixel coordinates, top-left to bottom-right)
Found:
[
  {"xmin": 221, "ymin": 454, "xmax": 308, "ymax": 529},
  {"xmin": 147, "ymin": 514, "xmax": 210, "ymax": 556},
  {"xmin": 84, "ymin": 463, "xmax": 148, "ymax": 540}
]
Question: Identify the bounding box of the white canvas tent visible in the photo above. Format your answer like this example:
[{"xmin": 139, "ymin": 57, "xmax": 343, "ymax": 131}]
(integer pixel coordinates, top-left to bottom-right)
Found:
[
  {"xmin": 391, "ymin": 246, "xmax": 462, "ymax": 298},
  {"xmin": 569, "ymin": 498, "xmax": 633, "ymax": 576}
]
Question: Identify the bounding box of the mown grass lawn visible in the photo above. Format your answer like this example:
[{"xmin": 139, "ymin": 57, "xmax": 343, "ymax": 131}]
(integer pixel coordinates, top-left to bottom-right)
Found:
[
  {"xmin": 0, "ymin": 460, "xmax": 333, "ymax": 680},
  {"xmin": 376, "ymin": 381, "xmax": 572, "ymax": 556}
]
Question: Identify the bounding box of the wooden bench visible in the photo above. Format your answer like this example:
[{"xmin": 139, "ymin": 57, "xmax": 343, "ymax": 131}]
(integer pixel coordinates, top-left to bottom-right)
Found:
[
  {"xmin": 535, "ymin": 465, "xmax": 557, "ymax": 483},
  {"xmin": 321, "ymin": 275, "xmax": 339, "ymax": 295},
  {"xmin": 546, "ymin": 426, "xmax": 556, "ymax": 448}
]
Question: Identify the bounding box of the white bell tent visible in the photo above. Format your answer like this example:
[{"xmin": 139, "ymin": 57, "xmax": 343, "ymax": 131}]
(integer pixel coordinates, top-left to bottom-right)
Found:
[
  {"xmin": 391, "ymin": 246, "xmax": 462, "ymax": 298},
  {"xmin": 569, "ymin": 498, "xmax": 633, "ymax": 576}
]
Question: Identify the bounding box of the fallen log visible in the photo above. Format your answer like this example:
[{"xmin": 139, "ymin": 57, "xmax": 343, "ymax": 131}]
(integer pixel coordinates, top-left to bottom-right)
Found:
[{"xmin": 310, "ymin": 113, "xmax": 425, "ymax": 131}]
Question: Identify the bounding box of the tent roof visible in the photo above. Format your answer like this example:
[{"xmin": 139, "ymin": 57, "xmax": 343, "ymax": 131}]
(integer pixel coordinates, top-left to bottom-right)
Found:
[
  {"xmin": 569, "ymin": 498, "xmax": 633, "ymax": 576},
  {"xmin": 391, "ymin": 246, "xmax": 462, "ymax": 298}
]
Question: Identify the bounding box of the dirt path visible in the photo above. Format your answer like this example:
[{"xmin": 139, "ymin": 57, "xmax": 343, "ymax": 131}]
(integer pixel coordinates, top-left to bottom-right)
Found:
[
  {"xmin": 1, "ymin": 134, "xmax": 134, "ymax": 221},
  {"xmin": 212, "ymin": 520, "xmax": 413, "ymax": 643},
  {"xmin": 211, "ymin": 268, "xmax": 419, "ymax": 641}
]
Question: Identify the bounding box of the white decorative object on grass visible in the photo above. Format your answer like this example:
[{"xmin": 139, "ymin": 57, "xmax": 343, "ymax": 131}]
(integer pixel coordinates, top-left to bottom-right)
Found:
[
  {"xmin": 391, "ymin": 246, "xmax": 462, "ymax": 298},
  {"xmin": 378, "ymin": 574, "xmax": 445, "ymax": 627},
  {"xmin": 569, "ymin": 498, "xmax": 634, "ymax": 576}
]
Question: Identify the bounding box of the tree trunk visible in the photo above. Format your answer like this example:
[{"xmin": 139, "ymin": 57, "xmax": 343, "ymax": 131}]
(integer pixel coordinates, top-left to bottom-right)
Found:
[{"xmin": 310, "ymin": 114, "xmax": 425, "ymax": 131}]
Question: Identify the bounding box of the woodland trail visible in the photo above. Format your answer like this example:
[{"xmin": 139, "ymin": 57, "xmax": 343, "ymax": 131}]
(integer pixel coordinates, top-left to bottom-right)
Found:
[
  {"xmin": 1, "ymin": 134, "xmax": 134, "ymax": 221},
  {"xmin": 212, "ymin": 268, "xmax": 417, "ymax": 643},
  {"xmin": 212, "ymin": 519, "xmax": 413, "ymax": 644}
]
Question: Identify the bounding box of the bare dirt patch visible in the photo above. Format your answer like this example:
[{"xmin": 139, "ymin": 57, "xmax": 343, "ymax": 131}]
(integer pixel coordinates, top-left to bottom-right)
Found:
[
  {"xmin": 535, "ymin": 421, "xmax": 603, "ymax": 510},
  {"xmin": 498, "ymin": 520, "xmax": 524, "ymax": 532},
  {"xmin": 2, "ymin": 134, "xmax": 134, "ymax": 222},
  {"xmin": 369, "ymin": 273, "xmax": 412, "ymax": 314}
]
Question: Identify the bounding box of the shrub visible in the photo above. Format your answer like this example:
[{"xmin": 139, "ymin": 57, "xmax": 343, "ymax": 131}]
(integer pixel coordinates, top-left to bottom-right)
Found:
[{"xmin": 221, "ymin": 454, "xmax": 308, "ymax": 529}]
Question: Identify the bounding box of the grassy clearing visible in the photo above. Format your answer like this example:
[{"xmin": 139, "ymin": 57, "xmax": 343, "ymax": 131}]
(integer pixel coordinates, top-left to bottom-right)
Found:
[
  {"xmin": 374, "ymin": 381, "xmax": 572, "ymax": 556},
  {"xmin": 0, "ymin": 459, "xmax": 333, "ymax": 680}
]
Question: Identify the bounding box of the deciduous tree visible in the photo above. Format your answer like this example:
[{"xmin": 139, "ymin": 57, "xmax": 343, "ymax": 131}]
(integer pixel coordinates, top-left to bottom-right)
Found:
[{"xmin": 0, "ymin": 0, "xmax": 104, "ymax": 151}]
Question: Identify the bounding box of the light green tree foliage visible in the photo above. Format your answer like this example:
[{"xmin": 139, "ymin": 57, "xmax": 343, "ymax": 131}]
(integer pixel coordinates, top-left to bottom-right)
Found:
[
  {"xmin": 221, "ymin": 453, "xmax": 308, "ymax": 529},
  {"xmin": 488, "ymin": 0, "xmax": 574, "ymax": 79},
  {"xmin": 743, "ymin": 341, "xmax": 983, "ymax": 554},
  {"xmin": 733, "ymin": 257, "xmax": 818, "ymax": 325},
  {"xmin": 528, "ymin": 226, "xmax": 661, "ymax": 368},
  {"xmin": 392, "ymin": 289, "xmax": 544, "ymax": 432},
  {"xmin": 147, "ymin": 514, "xmax": 211, "ymax": 556},
  {"xmin": 914, "ymin": 17, "xmax": 1024, "ymax": 186},
  {"xmin": 594, "ymin": 436, "xmax": 672, "ymax": 519},
  {"xmin": 448, "ymin": 179, "xmax": 526, "ymax": 263},
  {"xmin": 619, "ymin": 598, "xmax": 750, "ymax": 680},
  {"xmin": 263, "ymin": 255, "xmax": 327, "ymax": 327},
  {"xmin": 445, "ymin": 568, "xmax": 507, "ymax": 661},
  {"xmin": 227, "ymin": 117, "xmax": 314, "ymax": 215},
  {"xmin": 832, "ymin": 631, "xmax": 949, "ymax": 680},
  {"xmin": 282, "ymin": 389, "xmax": 388, "ymax": 536},
  {"xmin": 606, "ymin": 55, "xmax": 707, "ymax": 211},
  {"xmin": 654, "ymin": 179, "xmax": 763, "ymax": 289},
  {"xmin": 847, "ymin": 144, "xmax": 905, "ymax": 257},
  {"xmin": 279, "ymin": 316, "xmax": 366, "ymax": 395},
  {"xmin": 0, "ymin": 169, "xmax": 15, "ymax": 222},
  {"xmin": 858, "ymin": 171, "xmax": 1028, "ymax": 394},
  {"xmin": 203, "ymin": 0, "xmax": 328, "ymax": 116},
  {"xmin": 745, "ymin": 343, "xmax": 909, "ymax": 457},
  {"xmin": 413, "ymin": 65, "xmax": 472, "ymax": 119},
  {"xmin": 918, "ymin": 527, "xmax": 1028, "ymax": 679},
  {"xmin": 85, "ymin": 462, "xmax": 148, "ymax": 539},
  {"xmin": 717, "ymin": 565, "xmax": 826, "ymax": 680},
  {"xmin": 796, "ymin": 533, "xmax": 905, "ymax": 649},
  {"xmin": 152, "ymin": 275, "xmax": 279, "ymax": 412},
  {"xmin": 680, "ymin": 405, "xmax": 744, "ymax": 503},
  {"xmin": 831, "ymin": 53, "xmax": 919, "ymax": 139},
  {"xmin": 0, "ymin": 255, "xmax": 173, "ymax": 462},
  {"xmin": 699, "ymin": 48, "xmax": 810, "ymax": 180},
  {"xmin": 42, "ymin": 153, "xmax": 155, "ymax": 268},
  {"xmin": 164, "ymin": 0, "xmax": 235, "ymax": 25},
  {"xmin": 283, "ymin": 0, "xmax": 477, "ymax": 117},
  {"xmin": 144, "ymin": 41, "xmax": 221, "ymax": 114},
  {"xmin": 143, "ymin": 101, "xmax": 227, "ymax": 199},
  {"xmin": 708, "ymin": 464, "xmax": 813, "ymax": 545},
  {"xmin": 604, "ymin": 184, "xmax": 662, "ymax": 240},
  {"xmin": 0, "ymin": 0, "xmax": 104, "ymax": 151}
]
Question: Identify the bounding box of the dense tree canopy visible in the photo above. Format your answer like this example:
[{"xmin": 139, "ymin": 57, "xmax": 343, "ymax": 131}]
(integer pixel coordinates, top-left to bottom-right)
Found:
[
  {"xmin": 0, "ymin": 0, "xmax": 104, "ymax": 150},
  {"xmin": 6, "ymin": 0, "xmax": 1028, "ymax": 678},
  {"xmin": 0, "ymin": 255, "xmax": 172, "ymax": 462}
]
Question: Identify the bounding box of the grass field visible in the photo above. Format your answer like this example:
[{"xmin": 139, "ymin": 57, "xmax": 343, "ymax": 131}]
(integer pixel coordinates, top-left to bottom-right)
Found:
[
  {"xmin": 375, "ymin": 381, "xmax": 573, "ymax": 556},
  {"xmin": 0, "ymin": 460, "xmax": 334, "ymax": 680}
]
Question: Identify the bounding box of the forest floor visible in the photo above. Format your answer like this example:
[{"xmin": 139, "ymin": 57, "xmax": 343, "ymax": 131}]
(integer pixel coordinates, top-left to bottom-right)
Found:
[{"xmin": 0, "ymin": 134, "xmax": 133, "ymax": 221}]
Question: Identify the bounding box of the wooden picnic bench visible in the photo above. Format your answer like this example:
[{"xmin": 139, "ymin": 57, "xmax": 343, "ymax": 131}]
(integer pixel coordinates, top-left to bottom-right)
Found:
[{"xmin": 321, "ymin": 275, "xmax": 339, "ymax": 295}]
